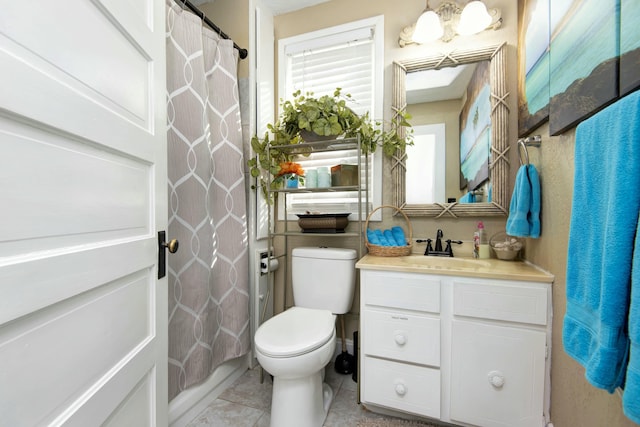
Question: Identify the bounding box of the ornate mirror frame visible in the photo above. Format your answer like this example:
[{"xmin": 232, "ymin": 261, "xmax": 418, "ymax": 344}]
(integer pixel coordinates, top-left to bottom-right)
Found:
[{"xmin": 392, "ymin": 43, "xmax": 509, "ymax": 217}]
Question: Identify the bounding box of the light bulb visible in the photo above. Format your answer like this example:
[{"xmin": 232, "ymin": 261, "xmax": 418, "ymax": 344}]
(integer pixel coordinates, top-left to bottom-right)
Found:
[
  {"xmin": 413, "ymin": 9, "xmax": 444, "ymax": 43},
  {"xmin": 457, "ymin": 1, "xmax": 492, "ymax": 36}
]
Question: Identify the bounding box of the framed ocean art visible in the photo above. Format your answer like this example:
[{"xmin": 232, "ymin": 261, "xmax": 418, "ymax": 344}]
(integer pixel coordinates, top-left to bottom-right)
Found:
[
  {"xmin": 620, "ymin": 0, "xmax": 640, "ymax": 96},
  {"xmin": 459, "ymin": 61, "xmax": 491, "ymax": 192},
  {"xmin": 549, "ymin": 0, "xmax": 619, "ymax": 135},
  {"xmin": 517, "ymin": 0, "xmax": 550, "ymax": 137}
]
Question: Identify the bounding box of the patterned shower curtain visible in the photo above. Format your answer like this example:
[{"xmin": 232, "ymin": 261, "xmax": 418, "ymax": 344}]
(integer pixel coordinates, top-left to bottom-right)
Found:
[{"xmin": 165, "ymin": 0, "xmax": 250, "ymax": 402}]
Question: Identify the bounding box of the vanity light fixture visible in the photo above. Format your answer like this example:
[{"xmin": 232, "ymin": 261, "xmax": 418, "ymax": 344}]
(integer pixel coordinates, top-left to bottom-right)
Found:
[
  {"xmin": 412, "ymin": 1, "xmax": 444, "ymax": 44},
  {"xmin": 399, "ymin": 0, "xmax": 502, "ymax": 46}
]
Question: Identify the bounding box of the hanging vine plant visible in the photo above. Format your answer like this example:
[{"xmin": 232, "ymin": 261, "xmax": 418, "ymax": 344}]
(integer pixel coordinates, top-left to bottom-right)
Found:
[{"xmin": 248, "ymin": 88, "xmax": 413, "ymax": 202}]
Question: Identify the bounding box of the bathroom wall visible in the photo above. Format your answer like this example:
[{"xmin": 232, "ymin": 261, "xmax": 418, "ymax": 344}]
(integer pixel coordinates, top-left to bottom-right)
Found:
[
  {"xmin": 526, "ymin": 123, "xmax": 637, "ymax": 427},
  {"xmin": 271, "ymin": 0, "xmax": 515, "ymax": 353},
  {"xmin": 200, "ymin": 0, "xmax": 250, "ymax": 79},
  {"xmin": 205, "ymin": 0, "xmax": 639, "ymax": 425}
]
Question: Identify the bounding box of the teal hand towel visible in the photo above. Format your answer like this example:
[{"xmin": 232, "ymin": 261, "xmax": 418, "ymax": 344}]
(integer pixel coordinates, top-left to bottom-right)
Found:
[
  {"xmin": 506, "ymin": 165, "xmax": 531, "ymax": 236},
  {"xmin": 459, "ymin": 192, "xmax": 475, "ymax": 203},
  {"xmin": 528, "ymin": 165, "xmax": 541, "ymax": 238},
  {"xmin": 367, "ymin": 228, "xmax": 380, "ymax": 245},
  {"xmin": 374, "ymin": 229, "xmax": 391, "ymax": 246},
  {"xmin": 564, "ymin": 89, "xmax": 640, "ymax": 393},
  {"xmin": 391, "ymin": 226, "xmax": 407, "ymax": 246},
  {"xmin": 506, "ymin": 164, "xmax": 541, "ymax": 238},
  {"xmin": 383, "ymin": 229, "xmax": 397, "ymax": 246}
]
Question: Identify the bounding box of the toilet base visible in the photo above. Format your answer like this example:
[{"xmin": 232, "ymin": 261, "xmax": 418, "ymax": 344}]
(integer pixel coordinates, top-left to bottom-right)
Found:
[{"xmin": 270, "ymin": 369, "xmax": 333, "ymax": 427}]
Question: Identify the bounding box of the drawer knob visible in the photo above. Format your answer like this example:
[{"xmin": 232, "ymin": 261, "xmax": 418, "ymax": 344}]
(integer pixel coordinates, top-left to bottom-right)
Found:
[
  {"xmin": 394, "ymin": 333, "xmax": 407, "ymax": 346},
  {"xmin": 395, "ymin": 383, "xmax": 407, "ymax": 396},
  {"xmin": 488, "ymin": 371, "xmax": 505, "ymax": 388}
]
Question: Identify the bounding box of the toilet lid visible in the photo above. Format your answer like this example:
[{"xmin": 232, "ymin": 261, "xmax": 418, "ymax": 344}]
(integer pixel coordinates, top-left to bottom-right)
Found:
[{"xmin": 255, "ymin": 307, "xmax": 335, "ymax": 358}]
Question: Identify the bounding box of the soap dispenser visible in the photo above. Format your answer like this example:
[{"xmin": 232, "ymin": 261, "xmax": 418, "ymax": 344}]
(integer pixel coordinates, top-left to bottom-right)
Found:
[{"xmin": 477, "ymin": 221, "xmax": 490, "ymax": 259}]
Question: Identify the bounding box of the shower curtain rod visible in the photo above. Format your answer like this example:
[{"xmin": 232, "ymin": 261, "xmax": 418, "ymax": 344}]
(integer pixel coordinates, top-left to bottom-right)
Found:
[{"xmin": 181, "ymin": 0, "xmax": 248, "ymax": 60}]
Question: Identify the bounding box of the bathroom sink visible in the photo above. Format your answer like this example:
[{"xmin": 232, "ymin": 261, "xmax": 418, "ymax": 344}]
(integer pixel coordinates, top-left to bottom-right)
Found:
[{"xmin": 399, "ymin": 256, "xmax": 492, "ymax": 271}]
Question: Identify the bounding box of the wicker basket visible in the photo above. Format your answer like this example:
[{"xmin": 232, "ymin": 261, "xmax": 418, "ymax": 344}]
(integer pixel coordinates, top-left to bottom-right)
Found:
[{"xmin": 365, "ymin": 205, "xmax": 413, "ymax": 257}]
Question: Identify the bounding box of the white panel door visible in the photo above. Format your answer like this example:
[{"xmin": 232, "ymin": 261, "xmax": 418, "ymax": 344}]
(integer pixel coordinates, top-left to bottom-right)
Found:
[
  {"xmin": 0, "ymin": 1, "xmax": 168, "ymax": 426},
  {"xmin": 449, "ymin": 319, "xmax": 546, "ymax": 427}
]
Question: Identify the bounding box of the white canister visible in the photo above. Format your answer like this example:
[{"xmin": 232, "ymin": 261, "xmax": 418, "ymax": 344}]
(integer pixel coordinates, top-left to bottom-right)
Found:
[
  {"xmin": 305, "ymin": 169, "xmax": 317, "ymax": 188},
  {"xmin": 317, "ymin": 167, "xmax": 331, "ymax": 187}
]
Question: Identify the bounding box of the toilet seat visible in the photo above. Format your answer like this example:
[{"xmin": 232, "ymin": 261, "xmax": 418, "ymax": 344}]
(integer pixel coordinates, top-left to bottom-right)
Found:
[{"xmin": 255, "ymin": 307, "xmax": 335, "ymax": 358}]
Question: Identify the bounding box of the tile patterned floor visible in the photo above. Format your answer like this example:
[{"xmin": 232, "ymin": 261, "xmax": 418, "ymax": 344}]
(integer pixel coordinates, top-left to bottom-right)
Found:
[{"xmin": 185, "ymin": 363, "xmax": 403, "ymax": 427}]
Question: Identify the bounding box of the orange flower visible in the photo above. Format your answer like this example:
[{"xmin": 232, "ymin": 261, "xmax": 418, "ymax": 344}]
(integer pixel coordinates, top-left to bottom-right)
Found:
[{"xmin": 277, "ymin": 161, "xmax": 304, "ymax": 177}]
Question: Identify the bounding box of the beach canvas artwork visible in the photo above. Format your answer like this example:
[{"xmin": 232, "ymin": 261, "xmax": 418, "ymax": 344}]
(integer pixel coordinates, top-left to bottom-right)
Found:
[
  {"xmin": 549, "ymin": 0, "xmax": 619, "ymax": 135},
  {"xmin": 620, "ymin": 0, "xmax": 640, "ymax": 96},
  {"xmin": 459, "ymin": 61, "xmax": 491, "ymax": 192},
  {"xmin": 518, "ymin": 0, "xmax": 550, "ymax": 137}
]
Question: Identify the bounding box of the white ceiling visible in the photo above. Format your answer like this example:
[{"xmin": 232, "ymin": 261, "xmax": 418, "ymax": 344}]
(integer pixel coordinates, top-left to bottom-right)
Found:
[
  {"xmin": 190, "ymin": 0, "xmax": 329, "ymax": 15},
  {"xmin": 406, "ymin": 63, "xmax": 478, "ymax": 105},
  {"xmin": 262, "ymin": 0, "xmax": 330, "ymax": 15}
]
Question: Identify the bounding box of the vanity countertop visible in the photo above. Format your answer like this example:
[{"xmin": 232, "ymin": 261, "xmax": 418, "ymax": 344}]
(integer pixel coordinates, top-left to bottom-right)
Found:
[{"xmin": 356, "ymin": 254, "xmax": 554, "ymax": 283}]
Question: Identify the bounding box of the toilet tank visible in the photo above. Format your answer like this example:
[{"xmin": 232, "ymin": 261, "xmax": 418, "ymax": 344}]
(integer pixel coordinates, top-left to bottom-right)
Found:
[{"xmin": 292, "ymin": 247, "xmax": 357, "ymax": 314}]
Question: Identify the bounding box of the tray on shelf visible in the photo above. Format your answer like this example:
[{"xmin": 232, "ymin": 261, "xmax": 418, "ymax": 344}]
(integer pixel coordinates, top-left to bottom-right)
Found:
[
  {"xmin": 270, "ymin": 137, "xmax": 359, "ymax": 155},
  {"xmin": 296, "ymin": 213, "xmax": 350, "ymax": 233}
]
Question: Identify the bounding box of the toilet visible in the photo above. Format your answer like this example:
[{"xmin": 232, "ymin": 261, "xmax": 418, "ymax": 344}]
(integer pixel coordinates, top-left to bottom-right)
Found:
[{"xmin": 254, "ymin": 246, "xmax": 357, "ymax": 427}]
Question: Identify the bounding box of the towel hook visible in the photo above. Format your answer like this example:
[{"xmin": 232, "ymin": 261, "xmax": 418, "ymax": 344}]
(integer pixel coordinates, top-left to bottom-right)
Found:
[{"xmin": 518, "ymin": 135, "xmax": 542, "ymax": 166}]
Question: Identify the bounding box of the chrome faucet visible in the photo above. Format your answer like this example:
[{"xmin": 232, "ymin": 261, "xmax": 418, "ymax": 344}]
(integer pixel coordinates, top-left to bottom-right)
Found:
[{"xmin": 418, "ymin": 229, "xmax": 462, "ymax": 257}]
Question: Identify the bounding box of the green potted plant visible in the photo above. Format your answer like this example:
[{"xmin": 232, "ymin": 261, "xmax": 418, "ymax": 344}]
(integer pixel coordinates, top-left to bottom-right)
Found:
[{"xmin": 248, "ymin": 88, "xmax": 413, "ymax": 202}]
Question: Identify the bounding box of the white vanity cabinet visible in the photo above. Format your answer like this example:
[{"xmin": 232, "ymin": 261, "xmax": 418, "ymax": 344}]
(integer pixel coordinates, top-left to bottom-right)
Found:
[
  {"xmin": 360, "ymin": 270, "xmax": 442, "ymax": 419},
  {"xmin": 449, "ymin": 278, "xmax": 549, "ymax": 427},
  {"xmin": 357, "ymin": 258, "xmax": 553, "ymax": 427}
]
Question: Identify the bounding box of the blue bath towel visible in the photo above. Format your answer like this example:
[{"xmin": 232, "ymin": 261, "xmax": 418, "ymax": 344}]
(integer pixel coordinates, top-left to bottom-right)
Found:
[
  {"xmin": 564, "ymin": 89, "xmax": 640, "ymax": 393},
  {"xmin": 391, "ymin": 226, "xmax": 407, "ymax": 246},
  {"xmin": 624, "ymin": 216, "xmax": 640, "ymax": 423},
  {"xmin": 506, "ymin": 164, "xmax": 541, "ymax": 238},
  {"xmin": 459, "ymin": 192, "xmax": 475, "ymax": 203}
]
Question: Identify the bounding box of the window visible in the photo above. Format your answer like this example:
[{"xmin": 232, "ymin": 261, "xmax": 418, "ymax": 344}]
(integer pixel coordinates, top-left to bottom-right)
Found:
[
  {"xmin": 406, "ymin": 123, "xmax": 446, "ymax": 204},
  {"xmin": 278, "ymin": 16, "xmax": 384, "ymax": 220}
]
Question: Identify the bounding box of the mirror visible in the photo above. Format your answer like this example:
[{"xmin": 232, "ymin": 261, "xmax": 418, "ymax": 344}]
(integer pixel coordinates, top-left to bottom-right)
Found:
[{"xmin": 392, "ymin": 43, "xmax": 509, "ymax": 217}]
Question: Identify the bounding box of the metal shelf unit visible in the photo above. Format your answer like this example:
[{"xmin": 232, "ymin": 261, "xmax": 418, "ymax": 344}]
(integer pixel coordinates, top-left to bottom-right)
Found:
[{"xmin": 265, "ymin": 136, "xmax": 369, "ymax": 308}]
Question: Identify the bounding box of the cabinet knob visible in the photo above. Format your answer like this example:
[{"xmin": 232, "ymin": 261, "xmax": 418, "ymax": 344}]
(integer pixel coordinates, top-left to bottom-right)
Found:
[
  {"xmin": 488, "ymin": 371, "xmax": 505, "ymax": 388},
  {"xmin": 395, "ymin": 383, "xmax": 407, "ymax": 396},
  {"xmin": 394, "ymin": 333, "xmax": 407, "ymax": 346}
]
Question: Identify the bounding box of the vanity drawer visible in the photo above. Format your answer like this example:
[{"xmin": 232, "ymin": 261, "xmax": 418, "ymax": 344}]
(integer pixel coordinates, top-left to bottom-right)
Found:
[
  {"xmin": 362, "ymin": 356, "xmax": 440, "ymax": 419},
  {"xmin": 453, "ymin": 279, "xmax": 548, "ymax": 325},
  {"xmin": 363, "ymin": 308, "xmax": 440, "ymax": 366},
  {"xmin": 361, "ymin": 270, "xmax": 440, "ymax": 313}
]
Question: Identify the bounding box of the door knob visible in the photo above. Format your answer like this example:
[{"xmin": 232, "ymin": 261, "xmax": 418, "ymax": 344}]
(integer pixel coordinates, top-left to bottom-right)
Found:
[
  {"xmin": 158, "ymin": 231, "xmax": 179, "ymax": 279},
  {"xmin": 163, "ymin": 238, "xmax": 179, "ymax": 253}
]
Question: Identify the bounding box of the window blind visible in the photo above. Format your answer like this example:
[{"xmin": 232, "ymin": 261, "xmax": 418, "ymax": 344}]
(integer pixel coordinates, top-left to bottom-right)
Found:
[{"xmin": 282, "ymin": 27, "xmax": 376, "ymax": 217}]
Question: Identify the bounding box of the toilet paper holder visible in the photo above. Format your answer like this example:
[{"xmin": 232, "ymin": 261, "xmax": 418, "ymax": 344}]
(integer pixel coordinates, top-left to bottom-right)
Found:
[{"xmin": 260, "ymin": 252, "xmax": 279, "ymax": 275}]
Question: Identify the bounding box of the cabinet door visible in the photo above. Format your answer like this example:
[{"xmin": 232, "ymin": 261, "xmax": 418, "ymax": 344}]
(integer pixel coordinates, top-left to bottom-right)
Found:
[{"xmin": 450, "ymin": 320, "xmax": 546, "ymax": 427}]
